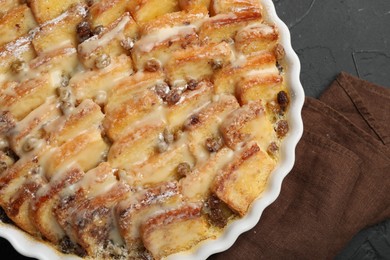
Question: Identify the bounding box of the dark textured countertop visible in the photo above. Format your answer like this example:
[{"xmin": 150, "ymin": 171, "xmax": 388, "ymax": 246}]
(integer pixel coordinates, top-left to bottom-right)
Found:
[
  {"xmin": 274, "ymin": 0, "xmax": 390, "ymax": 97},
  {"xmin": 2, "ymin": 0, "xmax": 389, "ymax": 259}
]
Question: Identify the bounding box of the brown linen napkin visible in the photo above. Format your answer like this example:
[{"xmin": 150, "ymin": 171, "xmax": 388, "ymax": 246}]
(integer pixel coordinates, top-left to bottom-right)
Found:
[{"xmin": 209, "ymin": 72, "xmax": 390, "ymax": 259}]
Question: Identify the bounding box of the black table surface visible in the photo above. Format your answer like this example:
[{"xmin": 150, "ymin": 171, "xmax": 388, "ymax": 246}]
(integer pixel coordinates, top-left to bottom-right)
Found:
[{"xmin": 2, "ymin": 0, "xmax": 390, "ymax": 259}]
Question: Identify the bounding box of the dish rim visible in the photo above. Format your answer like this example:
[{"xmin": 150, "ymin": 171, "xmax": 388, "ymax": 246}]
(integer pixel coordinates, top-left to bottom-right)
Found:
[{"xmin": 0, "ymin": 0, "xmax": 305, "ymax": 259}]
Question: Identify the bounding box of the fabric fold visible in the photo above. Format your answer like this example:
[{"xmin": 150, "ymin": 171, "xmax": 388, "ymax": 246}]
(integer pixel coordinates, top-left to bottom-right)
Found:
[{"xmin": 320, "ymin": 72, "xmax": 390, "ymax": 146}]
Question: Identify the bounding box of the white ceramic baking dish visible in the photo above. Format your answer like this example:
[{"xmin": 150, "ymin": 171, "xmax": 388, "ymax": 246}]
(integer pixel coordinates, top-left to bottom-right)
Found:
[{"xmin": 0, "ymin": 0, "xmax": 304, "ymax": 259}]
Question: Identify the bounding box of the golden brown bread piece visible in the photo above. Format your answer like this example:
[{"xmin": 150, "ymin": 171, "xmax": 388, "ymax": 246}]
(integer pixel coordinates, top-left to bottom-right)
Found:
[
  {"xmin": 28, "ymin": 46, "xmax": 79, "ymax": 79},
  {"xmin": 185, "ymin": 94, "xmax": 239, "ymax": 161},
  {"xmin": 70, "ymin": 54, "xmax": 133, "ymax": 102},
  {"xmin": 211, "ymin": 0, "xmax": 262, "ymax": 15},
  {"xmin": 69, "ymin": 182, "xmax": 131, "ymax": 257},
  {"xmin": 78, "ymin": 13, "xmax": 138, "ymax": 69},
  {"xmin": 0, "ymin": 0, "xmax": 20, "ymax": 18},
  {"xmin": 54, "ymin": 163, "xmax": 125, "ymax": 256},
  {"xmin": 0, "ymin": 157, "xmax": 48, "ymax": 235},
  {"xmin": 220, "ymin": 100, "xmax": 266, "ymax": 149},
  {"xmin": 141, "ymin": 203, "xmax": 213, "ymax": 259},
  {"xmin": 88, "ymin": 0, "xmax": 130, "ymax": 28},
  {"xmin": 213, "ymin": 51, "xmax": 278, "ymax": 94},
  {"xmin": 212, "ymin": 141, "xmax": 276, "ymax": 216},
  {"xmin": 31, "ymin": 165, "xmax": 85, "ymax": 243},
  {"xmin": 0, "ymin": 75, "xmax": 56, "ymax": 121},
  {"xmin": 47, "ymin": 99, "xmax": 104, "ymax": 145},
  {"xmin": 32, "ymin": 4, "xmax": 87, "ymax": 54},
  {"xmin": 8, "ymin": 97, "xmax": 60, "ymax": 156},
  {"xmin": 180, "ymin": 147, "xmax": 234, "ymax": 201},
  {"xmin": 0, "ymin": 36, "xmax": 37, "ymax": 82},
  {"xmin": 44, "ymin": 128, "xmax": 108, "ymax": 178},
  {"xmin": 165, "ymin": 42, "xmax": 233, "ymax": 84},
  {"xmin": 139, "ymin": 7, "xmax": 208, "ymax": 35},
  {"xmin": 30, "ymin": 0, "xmax": 84, "ymax": 24},
  {"xmin": 166, "ymin": 80, "xmax": 214, "ymax": 130},
  {"xmin": 179, "ymin": 0, "xmax": 211, "ymax": 11},
  {"xmin": 130, "ymin": 140, "xmax": 195, "ymax": 185},
  {"xmin": 107, "ymin": 120, "xmax": 166, "ymax": 168},
  {"xmin": 0, "ymin": 4, "xmax": 37, "ymax": 47},
  {"xmin": 131, "ymin": 8, "xmax": 206, "ymax": 70},
  {"xmin": 234, "ymin": 22, "xmax": 279, "ymax": 55},
  {"xmin": 6, "ymin": 175, "xmax": 46, "ymax": 235},
  {"xmin": 116, "ymin": 182, "xmax": 182, "ymax": 256},
  {"xmin": 127, "ymin": 0, "xmax": 180, "ymax": 23},
  {"xmin": 237, "ymin": 73, "xmax": 283, "ymax": 105},
  {"xmin": 104, "ymin": 83, "xmax": 164, "ymax": 141},
  {"xmin": 199, "ymin": 10, "xmax": 262, "ymax": 43}
]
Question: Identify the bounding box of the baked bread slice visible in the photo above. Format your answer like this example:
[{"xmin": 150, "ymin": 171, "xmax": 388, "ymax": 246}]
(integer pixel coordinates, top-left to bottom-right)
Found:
[{"xmin": 0, "ymin": 0, "xmax": 291, "ymax": 259}]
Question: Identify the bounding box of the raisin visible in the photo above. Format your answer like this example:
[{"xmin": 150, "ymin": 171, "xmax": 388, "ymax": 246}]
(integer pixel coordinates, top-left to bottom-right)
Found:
[
  {"xmin": 275, "ymin": 43, "xmax": 285, "ymax": 60},
  {"xmin": 10, "ymin": 59, "xmax": 26, "ymax": 73},
  {"xmin": 187, "ymin": 79, "xmax": 198, "ymax": 90},
  {"xmin": 86, "ymin": 0, "xmax": 95, "ymax": 6},
  {"xmin": 180, "ymin": 36, "xmax": 194, "ymax": 49},
  {"xmin": 93, "ymin": 25, "xmax": 105, "ymax": 35},
  {"xmin": 58, "ymin": 236, "xmax": 74, "ymax": 253},
  {"xmin": 165, "ymin": 89, "xmax": 181, "ymax": 105},
  {"xmin": 144, "ymin": 59, "xmax": 161, "ymax": 72},
  {"xmin": 59, "ymin": 236, "xmax": 87, "ymax": 257},
  {"xmin": 76, "ymin": 217, "xmax": 88, "ymax": 229},
  {"xmin": 277, "ymin": 90, "xmax": 289, "ymax": 111},
  {"xmin": 210, "ymin": 59, "xmax": 223, "ymax": 70},
  {"xmin": 157, "ymin": 142, "xmax": 168, "ymax": 153},
  {"xmin": 155, "ymin": 82, "xmax": 170, "ymax": 100},
  {"xmin": 76, "ymin": 21, "xmax": 92, "ymax": 43},
  {"xmin": 163, "ymin": 128, "xmax": 174, "ymax": 144},
  {"xmin": 205, "ymin": 136, "xmax": 223, "ymax": 153},
  {"xmin": 57, "ymin": 86, "xmax": 71, "ymax": 101},
  {"xmin": 204, "ymin": 195, "xmax": 234, "ymax": 228},
  {"xmin": 95, "ymin": 53, "xmax": 111, "ymax": 69},
  {"xmin": 267, "ymin": 142, "xmax": 279, "ymax": 155},
  {"xmin": 60, "ymin": 74, "xmax": 70, "ymax": 87},
  {"xmin": 60, "ymin": 101, "xmax": 75, "ymax": 115},
  {"xmin": 276, "ymin": 61, "xmax": 283, "ymax": 74},
  {"xmin": 187, "ymin": 115, "xmax": 200, "ymax": 126},
  {"xmin": 156, "ymin": 137, "xmax": 168, "ymax": 153},
  {"xmin": 23, "ymin": 136, "xmax": 38, "ymax": 152},
  {"xmin": 29, "ymin": 165, "xmax": 43, "ymax": 175},
  {"xmin": 177, "ymin": 162, "xmax": 191, "ymax": 178},
  {"xmin": 276, "ymin": 120, "xmax": 289, "ymax": 138},
  {"xmin": 120, "ymin": 37, "xmax": 135, "ymax": 51}
]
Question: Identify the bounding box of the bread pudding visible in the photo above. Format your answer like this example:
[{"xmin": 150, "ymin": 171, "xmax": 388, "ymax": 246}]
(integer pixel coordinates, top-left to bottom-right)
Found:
[{"xmin": 0, "ymin": 0, "xmax": 290, "ymax": 259}]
